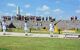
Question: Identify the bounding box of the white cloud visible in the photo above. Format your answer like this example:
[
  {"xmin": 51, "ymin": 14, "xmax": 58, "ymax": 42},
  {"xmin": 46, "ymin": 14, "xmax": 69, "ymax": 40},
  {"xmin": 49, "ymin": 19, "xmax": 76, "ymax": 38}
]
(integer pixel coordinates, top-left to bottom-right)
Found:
[
  {"xmin": 36, "ymin": 5, "xmax": 64, "ymax": 16},
  {"xmin": 5, "ymin": 13, "xmax": 9, "ymax": 15},
  {"xmin": 56, "ymin": 1, "xmax": 60, "ymax": 4},
  {"xmin": 26, "ymin": 13, "xmax": 31, "ymax": 16},
  {"xmin": 36, "ymin": 5, "xmax": 50, "ymax": 15},
  {"xmin": 7, "ymin": 3, "xmax": 16, "ymax": 7},
  {"xmin": 0, "ymin": 11, "xmax": 2, "ymax": 13},
  {"xmin": 20, "ymin": 9, "xmax": 23, "ymax": 12},
  {"xmin": 25, "ymin": 4, "xmax": 31, "ymax": 8},
  {"xmin": 53, "ymin": 8, "xmax": 64, "ymax": 14},
  {"xmin": 3, "ymin": 12, "xmax": 14, "ymax": 16},
  {"xmin": 37, "ymin": 5, "xmax": 50, "ymax": 11},
  {"xmin": 75, "ymin": 9, "xmax": 80, "ymax": 14},
  {"xmin": 0, "ymin": 11, "xmax": 14, "ymax": 16},
  {"xmin": 44, "ymin": 11, "xmax": 50, "ymax": 15},
  {"xmin": 0, "ymin": 11, "xmax": 2, "ymax": 16},
  {"xmin": 12, "ymin": 9, "xmax": 23, "ymax": 14},
  {"xmin": 0, "ymin": 12, "xmax": 4, "ymax": 15}
]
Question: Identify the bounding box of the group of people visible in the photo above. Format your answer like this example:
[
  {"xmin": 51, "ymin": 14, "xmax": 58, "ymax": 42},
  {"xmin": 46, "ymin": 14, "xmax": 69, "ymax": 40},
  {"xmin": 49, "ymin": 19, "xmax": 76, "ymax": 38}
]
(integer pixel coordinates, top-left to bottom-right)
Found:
[
  {"xmin": 1, "ymin": 20, "xmax": 29, "ymax": 35},
  {"xmin": 1, "ymin": 20, "xmax": 55, "ymax": 37}
]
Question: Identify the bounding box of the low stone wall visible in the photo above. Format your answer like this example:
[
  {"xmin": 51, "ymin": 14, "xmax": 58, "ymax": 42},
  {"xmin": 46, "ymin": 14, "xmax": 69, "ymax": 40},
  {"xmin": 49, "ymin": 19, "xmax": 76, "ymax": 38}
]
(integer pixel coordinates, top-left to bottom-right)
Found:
[{"xmin": 50, "ymin": 34, "xmax": 80, "ymax": 39}]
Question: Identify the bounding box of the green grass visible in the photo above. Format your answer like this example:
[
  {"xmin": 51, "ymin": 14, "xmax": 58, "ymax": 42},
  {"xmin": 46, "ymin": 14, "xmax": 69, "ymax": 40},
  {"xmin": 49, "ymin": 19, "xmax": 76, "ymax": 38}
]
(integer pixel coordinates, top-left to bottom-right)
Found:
[
  {"xmin": 0, "ymin": 37, "xmax": 80, "ymax": 50},
  {"xmin": 0, "ymin": 28, "xmax": 24, "ymax": 33},
  {"xmin": 7, "ymin": 28, "xmax": 24, "ymax": 33},
  {"xmin": 0, "ymin": 28, "xmax": 80, "ymax": 34},
  {"xmin": 76, "ymin": 29, "xmax": 80, "ymax": 33},
  {"xmin": 31, "ymin": 30, "xmax": 49, "ymax": 34},
  {"xmin": 0, "ymin": 28, "xmax": 50, "ymax": 34}
]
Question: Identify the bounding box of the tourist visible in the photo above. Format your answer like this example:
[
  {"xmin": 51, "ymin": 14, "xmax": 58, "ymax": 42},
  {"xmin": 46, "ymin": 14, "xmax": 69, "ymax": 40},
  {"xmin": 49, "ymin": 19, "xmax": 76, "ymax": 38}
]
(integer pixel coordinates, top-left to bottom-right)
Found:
[
  {"xmin": 24, "ymin": 21, "xmax": 28, "ymax": 35},
  {"xmin": 35, "ymin": 22, "xmax": 38, "ymax": 29},
  {"xmin": 49, "ymin": 20, "xmax": 54, "ymax": 37},
  {"xmin": 2, "ymin": 20, "xmax": 7, "ymax": 35}
]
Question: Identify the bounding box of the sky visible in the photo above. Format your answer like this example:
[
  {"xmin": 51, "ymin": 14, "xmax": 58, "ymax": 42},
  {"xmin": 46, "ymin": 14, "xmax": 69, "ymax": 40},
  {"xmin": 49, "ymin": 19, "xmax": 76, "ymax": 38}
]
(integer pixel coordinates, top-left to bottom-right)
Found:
[{"xmin": 0, "ymin": 0, "xmax": 80, "ymax": 20}]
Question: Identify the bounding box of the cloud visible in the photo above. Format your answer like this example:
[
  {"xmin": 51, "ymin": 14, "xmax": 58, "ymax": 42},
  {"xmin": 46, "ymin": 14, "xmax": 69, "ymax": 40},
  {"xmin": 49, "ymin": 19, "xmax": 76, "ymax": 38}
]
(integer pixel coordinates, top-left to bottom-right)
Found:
[
  {"xmin": 55, "ymin": 0, "xmax": 60, "ymax": 4},
  {"xmin": 44, "ymin": 11, "xmax": 50, "ymax": 15},
  {"xmin": 0, "ymin": 11, "xmax": 5, "ymax": 16},
  {"xmin": 36, "ymin": 5, "xmax": 50, "ymax": 15},
  {"xmin": 75, "ymin": 9, "xmax": 80, "ymax": 14},
  {"xmin": 0, "ymin": 11, "xmax": 2, "ymax": 16},
  {"xmin": 25, "ymin": 4, "xmax": 31, "ymax": 8},
  {"xmin": 20, "ymin": 9, "xmax": 23, "ymax": 13},
  {"xmin": 37, "ymin": 5, "xmax": 50, "ymax": 11},
  {"xmin": 5, "ymin": 13, "xmax": 9, "ymax": 15},
  {"xmin": 7, "ymin": 3, "xmax": 16, "ymax": 7},
  {"xmin": 0, "ymin": 11, "xmax": 14, "ymax": 16},
  {"xmin": 4, "ymin": 12, "xmax": 12, "ymax": 16},
  {"xmin": 12, "ymin": 8, "xmax": 23, "ymax": 14},
  {"xmin": 53, "ymin": 8, "xmax": 64, "ymax": 14},
  {"xmin": 0, "ymin": 11, "xmax": 2, "ymax": 13},
  {"xmin": 36, "ymin": 5, "xmax": 64, "ymax": 16},
  {"xmin": 26, "ymin": 13, "xmax": 31, "ymax": 16}
]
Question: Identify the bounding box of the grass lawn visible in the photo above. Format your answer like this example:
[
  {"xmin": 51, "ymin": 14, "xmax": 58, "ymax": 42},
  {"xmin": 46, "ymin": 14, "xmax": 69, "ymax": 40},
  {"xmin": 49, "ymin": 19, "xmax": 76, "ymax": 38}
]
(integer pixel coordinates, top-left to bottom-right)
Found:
[
  {"xmin": 0, "ymin": 28, "xmax": 50, "ymax": 34},
  {"xmin": 0, "ymin": 28, "xmax": 80, "ymax": 34},
  {"xmin": 0, "ymin": 37, "xmax": 80, "ymax": 50},
  {"xmin": 76, "ymin": 29, "xmax": 80, "ymax": 33},
  {"xmin": 31, "ymin": 30, "xmax": 50, "ymax": 34}
]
